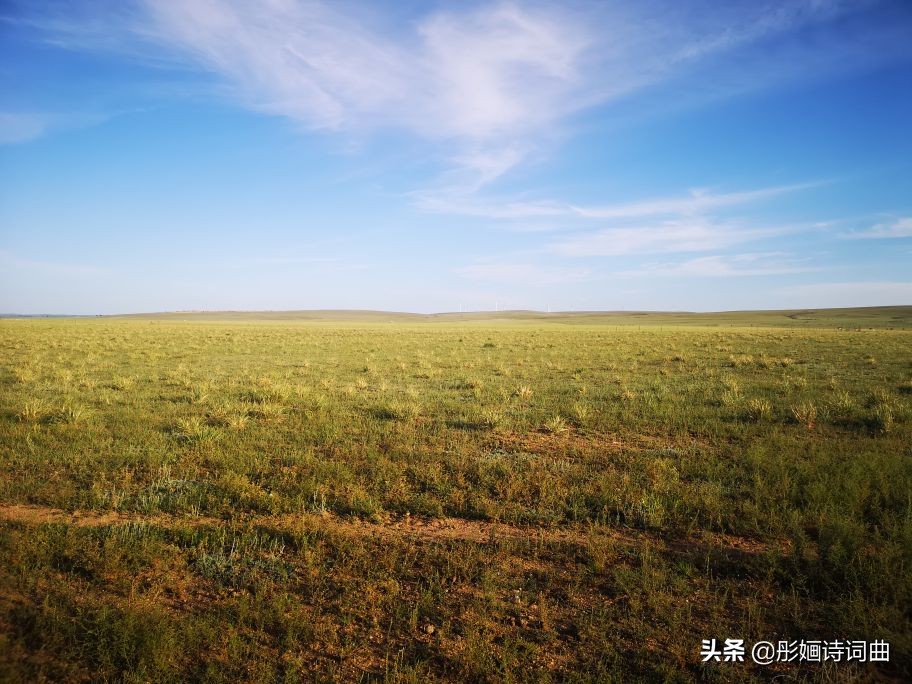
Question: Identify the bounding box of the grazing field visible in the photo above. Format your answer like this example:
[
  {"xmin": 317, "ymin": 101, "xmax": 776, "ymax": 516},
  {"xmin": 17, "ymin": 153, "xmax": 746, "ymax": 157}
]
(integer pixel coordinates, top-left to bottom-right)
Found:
[{"xmin": 1, "ymin": 309, "xmax": 910, "ymax": 682}]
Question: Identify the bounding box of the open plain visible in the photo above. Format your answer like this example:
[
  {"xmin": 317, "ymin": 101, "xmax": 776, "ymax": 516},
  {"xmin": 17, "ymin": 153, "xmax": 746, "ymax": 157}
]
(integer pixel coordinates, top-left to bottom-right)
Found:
[{"xmin": 1, "ymin": 308, "xmax": 910, "ymax": 681}]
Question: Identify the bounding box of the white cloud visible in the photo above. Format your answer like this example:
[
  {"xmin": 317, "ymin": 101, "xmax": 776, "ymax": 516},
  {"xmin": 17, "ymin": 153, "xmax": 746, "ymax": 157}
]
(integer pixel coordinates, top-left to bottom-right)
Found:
[
  {"xmin": 569, "ymin": 183, "xmax": 818, "ymax": 219},
  {"xmin": 0, "ymin": 110, "xmax": 127, "ymax": 144},
  {"xmin": 416, "ymin": 3, "xmax": 590, "ymax": 141},
  {"xmin": 0, "ymin": 250, "xmax": 111, "ymax": 277},
  {"xmin": 433, "ymin": 145, "xmax": 538, "ymax": 196},
  {"xmin": 19, "ymin": 1, "xmax": 883, "ymax": 181},
  {"xmin": 138, "ymin": 1, "xmax": 588, "ymax": 144},
  {"xmin": 124, "ymin": 1, "xmax": 599, "ymax": 189},
  {"xmin": 34, "ymin": 0, "xmax": 876, "ymax": 143},
  {"xmin": 11, "ymin": 0, "xmax": 908, "ymax": 219},
  {"xmin": 141, "ymin": 1, "xmax": 408, "ymax": 131},
  {"xmin": 412, "ymin": 193, "xmax": 570, "ymax": 220},
  {"xmin": 843, "ymin": 217, "xmax": 912, "ymax": 239},
  {"xmin": 414, "ymin": 182, "xmax": 814, "ymax": 220},
  {"xmin": 549, "ymin": 218, "xmax": 785, "ymax": 257},
  {"xmin": 619, "ymin": 252, "xmax": 817, "ymax": 278},
  {"xmin": 0, "ymin": 112, "xmax": 52, "ymax": 144}
]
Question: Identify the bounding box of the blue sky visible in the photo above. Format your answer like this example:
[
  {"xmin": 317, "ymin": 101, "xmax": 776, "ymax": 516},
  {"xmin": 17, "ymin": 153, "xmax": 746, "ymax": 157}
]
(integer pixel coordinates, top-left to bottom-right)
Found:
[{"xmin": 1, "ymin": 0, "xmax": 911, "ymax": 314}]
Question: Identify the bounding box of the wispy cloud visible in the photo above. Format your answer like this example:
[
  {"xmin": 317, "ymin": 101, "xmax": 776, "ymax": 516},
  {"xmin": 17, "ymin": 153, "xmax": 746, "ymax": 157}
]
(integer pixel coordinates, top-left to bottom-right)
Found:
[
  {"xmin": 0, "ymin": 112, "xmax": 52, "ymax": 144},
  {"xmin": 414, "ymin": 182, "xmax": 816, "ymax": 221},
  {"xmin": 411, "ymin": 193, "xmax": 570, "ymax": 220},
  {"xmin": 0, "ymin": 250, "xmax": 111, "ymax": 277},
  {"xmin": 137, "ymin": 1, "xmax": 589, "ymax": 144},
  {"xmin": 569, "ymin": 183, "xmax": 819, "ymax": 220},
  {"xmin": 131, "ymin": 1, "xmax": 594, "ymax": 189},
  {"xmin": 502, "ymin": 184, "xmax": 821, "ymax": 260},
  {"xmin": 843, "ymin": 217, "xmax": 912, "ymax": 239},
  {"xmin": 619, "ymin": 252, "xmax": 817, "ymax": 278},
  {"xmin": 13, "ymin": 1, "xmax": 893, "ymax": 184},
  {"xmin": 549, "ymin": 218, "xmax": 787, "ymax": 257},
  {"xmin": 0, "ymin": 110, "xmax": 129, "ymax": 144}
]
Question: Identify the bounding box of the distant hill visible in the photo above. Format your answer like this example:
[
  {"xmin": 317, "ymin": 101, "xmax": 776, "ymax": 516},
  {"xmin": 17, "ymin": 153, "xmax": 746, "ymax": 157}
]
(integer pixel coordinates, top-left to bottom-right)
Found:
[
  {"xmin": 93, "ymin": 306, "xmax": 912, "ymax": 328},
  {"xmin": 3, "ymin": 306, "xmax": 910, "ymax": 328}
]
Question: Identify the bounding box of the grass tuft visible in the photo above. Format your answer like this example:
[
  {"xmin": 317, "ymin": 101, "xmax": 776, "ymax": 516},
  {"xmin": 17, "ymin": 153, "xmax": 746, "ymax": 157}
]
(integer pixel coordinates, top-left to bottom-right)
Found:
[
  {"xmin": 513, "ymin": 385, "xmax": 533, "ymax": 401},
  {"xmin": 791, "ymin": 401, "xmax": 817, "ymax": 429},
  {"xmin": 743, "ymin": 397, "xmax": 772, "ymax": 422},
  {"xmin": 173, "ymin": 416, "xmax": 222, "ymax": 443},
  {"xmin": 542, "ymin": 415, "xmax": 570, "ymax": 434}
]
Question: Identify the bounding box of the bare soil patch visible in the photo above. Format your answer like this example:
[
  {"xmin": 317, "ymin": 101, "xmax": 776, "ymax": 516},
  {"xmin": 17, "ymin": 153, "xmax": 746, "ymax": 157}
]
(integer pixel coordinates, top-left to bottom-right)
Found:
[{"xmin": 0, "ymin": 503, "xmax": 787, "ymax": 561}]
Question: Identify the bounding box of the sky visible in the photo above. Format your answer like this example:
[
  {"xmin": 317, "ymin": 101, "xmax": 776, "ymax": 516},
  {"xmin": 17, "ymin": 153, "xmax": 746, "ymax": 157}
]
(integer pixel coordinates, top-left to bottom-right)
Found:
[{"xmin": 1, "ymin": 0, "xmax": 911, "ymax": 314}]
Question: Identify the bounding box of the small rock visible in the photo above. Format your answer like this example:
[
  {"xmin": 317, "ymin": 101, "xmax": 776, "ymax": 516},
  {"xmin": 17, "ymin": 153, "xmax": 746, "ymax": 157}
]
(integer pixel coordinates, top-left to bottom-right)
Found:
[{"xmin": 424, "ymin": 624, "xmax": 435, "ymax": 635}]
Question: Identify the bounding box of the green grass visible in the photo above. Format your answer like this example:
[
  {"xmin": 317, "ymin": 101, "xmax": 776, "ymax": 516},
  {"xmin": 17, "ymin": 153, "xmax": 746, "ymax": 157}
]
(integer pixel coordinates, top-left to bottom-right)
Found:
[{"xmin": 1, "ymin": 310, "xmax": 910, "ymax": 681}]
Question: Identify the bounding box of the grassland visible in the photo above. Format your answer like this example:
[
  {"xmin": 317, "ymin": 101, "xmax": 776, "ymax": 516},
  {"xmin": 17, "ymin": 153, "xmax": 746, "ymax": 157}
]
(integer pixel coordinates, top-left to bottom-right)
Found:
[{"xmin": 0, "ymin": 308, "xmax": 910, "ymax": 682}]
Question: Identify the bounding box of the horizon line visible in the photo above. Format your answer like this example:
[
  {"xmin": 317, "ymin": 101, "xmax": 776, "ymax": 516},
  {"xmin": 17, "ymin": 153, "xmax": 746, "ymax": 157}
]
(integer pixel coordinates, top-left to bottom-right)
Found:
[{"xmin": 2, "ymin": 304, "xmax": 911, "ymax": 319}]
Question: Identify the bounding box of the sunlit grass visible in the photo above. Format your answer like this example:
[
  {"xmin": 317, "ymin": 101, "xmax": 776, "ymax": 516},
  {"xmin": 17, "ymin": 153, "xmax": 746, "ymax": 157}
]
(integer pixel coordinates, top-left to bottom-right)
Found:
[{"xmin": 0, "ymin": 314, "xmax": 910, "ymax": 681}]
